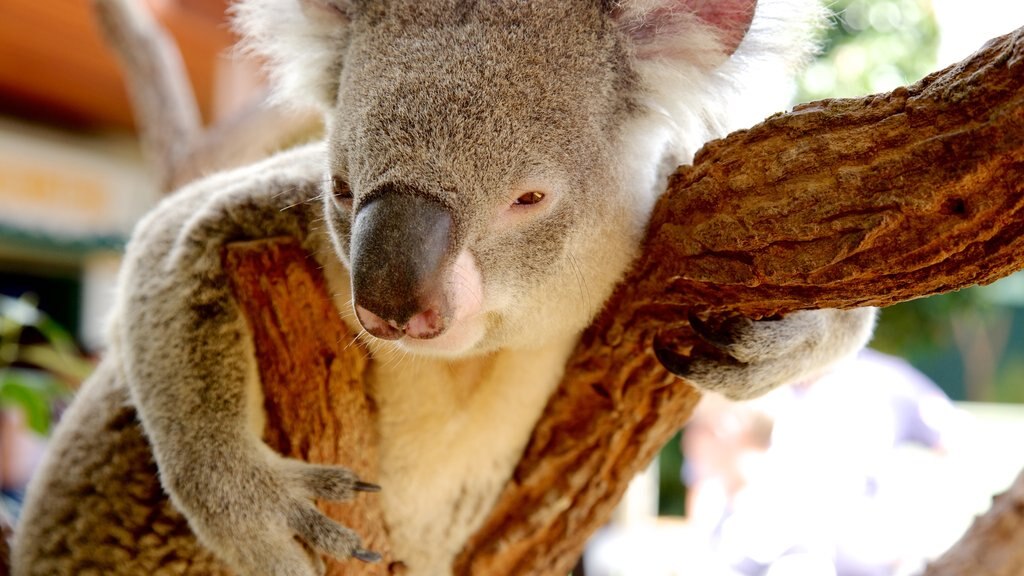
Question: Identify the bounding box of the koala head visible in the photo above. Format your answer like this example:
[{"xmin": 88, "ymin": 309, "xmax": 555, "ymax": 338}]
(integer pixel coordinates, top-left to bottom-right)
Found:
[{"xmin": 236, "ymin": 0, "xmax": 818, "ymax": 358}]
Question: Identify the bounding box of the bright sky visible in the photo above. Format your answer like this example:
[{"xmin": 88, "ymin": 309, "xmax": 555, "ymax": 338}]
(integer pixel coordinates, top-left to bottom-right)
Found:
[{"xmin": 933, "ymin": 0, "xmax": 1024, "ymax": 67}]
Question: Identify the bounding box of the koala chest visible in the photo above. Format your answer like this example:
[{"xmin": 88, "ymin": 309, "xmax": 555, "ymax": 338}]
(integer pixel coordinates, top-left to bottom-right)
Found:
[{"xmin": 368, "ymin": 339, "xmax": 576, "ymax": 575}]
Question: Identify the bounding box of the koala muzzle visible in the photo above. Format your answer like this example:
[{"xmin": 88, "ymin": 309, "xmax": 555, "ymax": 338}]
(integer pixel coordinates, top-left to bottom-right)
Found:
[{"xmin": 350, "ymin": 185, "xmax": 453, "ymax": 340}]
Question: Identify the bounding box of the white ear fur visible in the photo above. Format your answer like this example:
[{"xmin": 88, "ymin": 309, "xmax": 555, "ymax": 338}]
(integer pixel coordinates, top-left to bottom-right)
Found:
[
  {"xmin": 233, "ymin": 0, "xmax": 351, "ymax": 110},
  {"xmin": 614, "ymin": 0, "xmax": 825, "ymax": 165}
]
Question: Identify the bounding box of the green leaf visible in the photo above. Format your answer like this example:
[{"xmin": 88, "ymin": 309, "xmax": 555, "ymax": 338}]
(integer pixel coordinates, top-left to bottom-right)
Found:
[
  {"xmin": 0, "ymin": 369, "xmax": 68, "ymax": 434},
  {"xmin": 19, "ymin": 345, "xmax": 94, "ymax": 382}
]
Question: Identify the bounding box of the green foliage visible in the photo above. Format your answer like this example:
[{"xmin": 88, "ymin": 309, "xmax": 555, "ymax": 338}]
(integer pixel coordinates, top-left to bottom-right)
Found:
[
  {"xmin": 657, "ymin": 431, "xmax": 686, "ymax": 516},
  {"xmin": 870, "ymin": 289, "xmax": 976, "ymax": 358},
  {"xmin": 798, "ymin": 0, "xmax": 939, "ymax": 101},
  {"xmin": 0, "ymin": 294, "xmax": 90, "ymax": 434}
]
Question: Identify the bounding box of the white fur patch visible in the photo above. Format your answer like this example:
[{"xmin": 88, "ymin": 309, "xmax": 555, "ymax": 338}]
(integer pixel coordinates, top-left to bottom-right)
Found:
[
  {"xmin": 232, "ymin": 0, "xmax": 349, "ymax": 109},
  {"xmin": 367, "ymin": 335, "xmax": 579, "ymax": 575}
]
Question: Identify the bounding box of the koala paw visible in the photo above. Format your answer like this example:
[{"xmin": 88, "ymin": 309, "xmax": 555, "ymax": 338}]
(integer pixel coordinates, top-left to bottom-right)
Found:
[
  {"xmin": 179, "ymin": 455, "xmax": 382, "ymax": 576},
  {"xmin": 655, "ymin": 308, "xmax": 876, "ymax": 400}
]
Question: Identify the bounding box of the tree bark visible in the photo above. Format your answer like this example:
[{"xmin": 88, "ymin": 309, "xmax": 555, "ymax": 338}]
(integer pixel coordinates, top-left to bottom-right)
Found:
[
  {"xmin": 217, "ymin": 26, "xmax": 1024, "ymax": 576},
  {"xmin": 223, "ymin": 240, "xmax": 395, "ymax": 576}
]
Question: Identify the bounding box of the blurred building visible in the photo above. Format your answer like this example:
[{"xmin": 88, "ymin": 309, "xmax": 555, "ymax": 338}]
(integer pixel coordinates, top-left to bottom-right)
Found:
[{"xmin": 0, "ymin": 0, "xmax": 240, "ymax": 350}]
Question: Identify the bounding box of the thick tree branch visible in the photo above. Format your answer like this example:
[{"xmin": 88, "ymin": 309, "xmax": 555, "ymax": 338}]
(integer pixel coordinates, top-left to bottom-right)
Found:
[{"xmin": 224, "ymin": 240, "xmax": 396, "ymax": 576}]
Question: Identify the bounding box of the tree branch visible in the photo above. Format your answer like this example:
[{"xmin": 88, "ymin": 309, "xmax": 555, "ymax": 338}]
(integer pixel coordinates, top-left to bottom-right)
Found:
[
  {"xmin": 91, "ymin": 0, "xmax": 202, "ymax": 192},
  {"xmin": 224, "ymin": 240, "xmax": 396, "ymax": 576},
  {"xmin": 92, "ymin": 0, "xmax": 322, "ymax": 193}
]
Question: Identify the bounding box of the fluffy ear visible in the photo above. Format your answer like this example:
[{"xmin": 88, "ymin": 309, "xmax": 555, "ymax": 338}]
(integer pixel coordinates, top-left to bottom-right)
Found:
[
  {"xmin": 610, "ymin": 0, "xmax": 824, "ymax": 165},
  {"xmin": 297, "ymin": 0, "xmax": 351, "ymax": 21},
  {"xmin": 233, "ymin": 0, "xmax": 352, "ymax": 110},
  {"xmin": 611, "ymin": 0, "xmax": 757, "ymax": 65}
]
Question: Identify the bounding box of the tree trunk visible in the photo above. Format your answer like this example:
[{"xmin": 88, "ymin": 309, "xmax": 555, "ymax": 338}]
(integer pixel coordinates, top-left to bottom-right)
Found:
[{"xmin": 224, "ymin": 240, "xmax": 394, "ymax": 576}]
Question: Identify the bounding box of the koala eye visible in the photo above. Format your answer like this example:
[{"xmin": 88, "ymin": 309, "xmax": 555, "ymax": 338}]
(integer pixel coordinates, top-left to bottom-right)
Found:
[
  {"xmin": 331, "ymin": 175, "xmax": 353, "ymax": 206},
  {"xmin": 513, "ymin": 191, "xmax": 545, "ymax": 206}
]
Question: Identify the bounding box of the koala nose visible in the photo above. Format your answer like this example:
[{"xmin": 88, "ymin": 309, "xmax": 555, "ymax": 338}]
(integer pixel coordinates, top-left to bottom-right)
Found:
[{"xmin": 350, "ymin": 184, "xmax": 453, "ymax": 340}]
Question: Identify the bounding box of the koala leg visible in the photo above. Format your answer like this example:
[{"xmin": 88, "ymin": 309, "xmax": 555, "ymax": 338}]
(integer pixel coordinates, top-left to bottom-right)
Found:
[
  {"xmin": 116, "ymin": 163, "xmax": 380, "ymax": 574},
  {"xmin": 656, "ymin": 308, "xmax": 877, "ymax": 400},
  {"xmin": 12, "ymin": 357, "xmax": 232, "ymax": 576},
  {"xmin": 17, "ymin": 145, "xmax": 381, "ymax": 576}
]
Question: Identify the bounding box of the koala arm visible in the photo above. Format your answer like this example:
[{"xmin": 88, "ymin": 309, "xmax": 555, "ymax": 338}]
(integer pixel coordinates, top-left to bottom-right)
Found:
[
  {"xmin": 116, "ymin": 144, "xmax": 377, "ymax": 575},
  {"xmin": 657, "ymin": 308, "xmax": 877, "ymax": 400}
]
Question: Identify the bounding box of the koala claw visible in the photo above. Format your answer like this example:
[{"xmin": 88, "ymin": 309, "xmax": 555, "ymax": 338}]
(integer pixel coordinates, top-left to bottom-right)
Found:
[
  {"xmin": 686, "ymin": 311, "xmax": 756, "ymax": 354},
  {"xmin": 354, "ymin": 549, "xmax": 384, "ymax": 563},
  {"xmin": 287, "ymin": 501, "xmax": 364, "ymax": 559},
  {"xmin": 656, "ymin": 308, "xmax": 877, "ymax": 400},
  {"xmin": 653, "ymin": 340, "xmax": 741, "ymax": 381},
  {"xmin": 188, "ymin": 458, "xmax": 384, "ymax": 575},
  {"xmin": 354, "ymin": 481, "xmax": 383, "ymax": 492},
  {"xmin": 288, "ymin": 462, "xmax": 380, "ymax": 501}
]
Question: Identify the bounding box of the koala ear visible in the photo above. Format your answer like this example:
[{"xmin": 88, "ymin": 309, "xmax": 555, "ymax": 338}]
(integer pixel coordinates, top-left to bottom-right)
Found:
[
  {"xmin": 297, "ymin": 0, "xmax": 351, "ymax": 23},
  {"xmin": 610, "ymin": 0, "xmax": 822, "ymax": 165},
  {"xmin": 611, "ymin": 0, "xmax": 757, "ymax": 65},
  {"xmin": 234, "ymin": 0, "xmax": 353, "ymax": 110}
]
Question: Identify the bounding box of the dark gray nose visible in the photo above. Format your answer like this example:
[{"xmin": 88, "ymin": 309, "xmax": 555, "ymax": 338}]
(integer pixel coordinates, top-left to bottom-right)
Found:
[{"xmin": 350, "ymin": 184, "xmax": 453, "ymax": 340}]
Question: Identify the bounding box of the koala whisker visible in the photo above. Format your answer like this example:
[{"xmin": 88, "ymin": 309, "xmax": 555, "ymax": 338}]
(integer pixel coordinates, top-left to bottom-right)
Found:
[
  {"xmin": 378, "ymin": 345, "xmax": 408, "ymax": 371},
  {"xmin": 567, "ymin": 254, "xmax": 591, "ymax": 314},
  {"xmin": 279, "ymin": 199, "xmax": 308, "ymax": 212},
  {"xmin": 449, "ymin": 269, "xmax": 484, "ymax": 309},
  {"xmin": 271, "ymin": 186, "xmax": 298, "ymax": 199},
  {"xmin": 345, "ymin": 328, "xmax": 371, "ymax": 352}
]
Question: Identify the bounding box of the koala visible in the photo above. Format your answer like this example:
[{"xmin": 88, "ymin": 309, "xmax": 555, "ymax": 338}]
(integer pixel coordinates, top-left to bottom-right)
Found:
[{"xmin": 14, "ymin": 1, "xmax": 876, "ymax": 575}]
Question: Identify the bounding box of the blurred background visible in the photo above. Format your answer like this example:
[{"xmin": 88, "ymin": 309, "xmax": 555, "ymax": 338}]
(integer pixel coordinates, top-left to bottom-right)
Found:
[{"xmin": 0, "ymin": 1, "xmax": 1022, "ymax": 574}]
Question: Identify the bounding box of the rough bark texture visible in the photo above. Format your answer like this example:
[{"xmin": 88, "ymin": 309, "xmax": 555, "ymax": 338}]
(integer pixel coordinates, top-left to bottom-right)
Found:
[
  {"xmin": 216, "ymin": 27, "xmax": 1024, "ymax": 576},
  {"xmin": 223, "ymin": 240, "xmax": 398, "ymax": 576},
  {"xmin": 924, "ymin": 469, "xmax": 1024, "ymax": 576}
]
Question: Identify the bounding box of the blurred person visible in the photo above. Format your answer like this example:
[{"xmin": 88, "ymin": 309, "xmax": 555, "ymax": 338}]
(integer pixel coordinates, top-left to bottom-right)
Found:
[
  {"xmin": 682, "ymin": 349, "xmax": 966, "ymax": 576},
  {"xmin": 0, "ymin": 409, "xmax": 47, "ymax": 519}
]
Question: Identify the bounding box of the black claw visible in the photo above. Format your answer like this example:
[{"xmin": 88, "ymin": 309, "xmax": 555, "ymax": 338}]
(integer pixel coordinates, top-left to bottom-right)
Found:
[
  {"xmin": 653, "ymin": 343, "xmax": 692, "ymax": 378},
  {"xmin": 688, "ymin": 311, "xmax": 744, "ymax": 352},
  {"xmin": 353, "ymin": 481, "xmax": 382, "ymax": 493},
  {"xmin": 353, "ymin": 548, "xmax": 383, "ymax": 563}
]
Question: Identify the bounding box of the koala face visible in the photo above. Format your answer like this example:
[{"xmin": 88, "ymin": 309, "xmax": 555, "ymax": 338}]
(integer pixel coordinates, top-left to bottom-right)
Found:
[
  {"xmin": 236, "ymin": 0, "xmax": 801, "ymax": 357},
  {"xmin": 318, "ymin": 3, "xmax": 645, "ymax": 357}
]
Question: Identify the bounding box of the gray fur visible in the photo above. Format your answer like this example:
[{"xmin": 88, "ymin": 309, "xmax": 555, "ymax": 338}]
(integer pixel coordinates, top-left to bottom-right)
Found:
[{"xmin": 14, "ymin": 2, "xmax": 874, "ymax": 575}]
